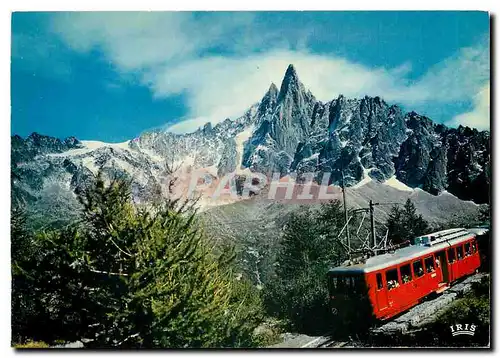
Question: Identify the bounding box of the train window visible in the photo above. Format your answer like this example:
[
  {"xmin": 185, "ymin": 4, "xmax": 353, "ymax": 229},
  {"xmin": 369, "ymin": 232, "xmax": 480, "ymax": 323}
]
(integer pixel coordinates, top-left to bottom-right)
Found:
[
  {"xmin": 347, "ymin": 276, "xmax": 364, "ymax": 294},
  {"xmin": 435, "ymin": 252, "xmax": 443, "ymax": 268},
  {"xmin": 330, "ymin": 275, "xmax": 364, "ymax": 294},
  {"xmin": 413, "ymin": 260, "xmax": 424, "ymax": 277},
  {"xmin": 337, "ymin": 277, "xmax": 345, "ymax": 291},
  {"xmin": 424, "ymin": 256, "xmax": 435, "ymax": 273},
  {"xmin": 329, "ymin": 276, "xmax": 338, "ymax": 291},
  {"xmin": 376, "ymin": 273, "xmax": 383, "ymax": 290},
  {"xmin": 472, "ymin": 241, "xmax": 477, "ymax": 253},
  {"xmin": 447, "ymin": 248, "xmax": 456, "ymax": 263},
  {"xmin": 386, "ymin": 269, "xmax": 399, "ymax": 290},
  {"xmin": 400, "ymin": 264, "xmax": 412, "ymax": 283},
  {"xmin": 465, "ymin": 242, "xmax": 472, "ymax": 257},
  {"xmin": 457, "ymin": 246, "xmax": 464, "ymax": 260}
]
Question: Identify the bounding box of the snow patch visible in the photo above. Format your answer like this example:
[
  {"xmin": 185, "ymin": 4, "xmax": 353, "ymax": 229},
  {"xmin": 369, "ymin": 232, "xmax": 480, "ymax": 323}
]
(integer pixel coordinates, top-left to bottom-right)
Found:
[
  {"xmin": 175, "ymin": 155, "xmax": 196, "ymax": 169},
  {"xmin": 49, "ymin": 140, "xmax": 132, "ymax": 158},
  {"xmin": 112, "ymin": 158, "xmax": 149, "ymax": 186},
  {"xmin": 383, "ymin": 176, "xmax": 414, "ymax": 192},
  {"xmin": 351, "ymin": 167, "xmax": 373, "ymax": 188},
  {"xmin": 204, "ymin": 165, "xmax": 219, "ymax": 177},
  {"xmin": 81, "ymin": 140, "xmax": 131, "ymax": 151},
  {"xmin": 302, "ymin": 153, "xmax": 319, "ymax": 162},
  {"xmin": 138, "ymin": 147, "xmax": 165, "ymax": 163},
  {"xmin": 439, "ymin": 190, "xmax": 479, "ymax": 206},
  {"xmin": 234, "ymin": 125, "xmax": 254, "ymax": 174},
  {"xmin": 81, "ymin": 157, "xmax": 99, "ymax": 175}
]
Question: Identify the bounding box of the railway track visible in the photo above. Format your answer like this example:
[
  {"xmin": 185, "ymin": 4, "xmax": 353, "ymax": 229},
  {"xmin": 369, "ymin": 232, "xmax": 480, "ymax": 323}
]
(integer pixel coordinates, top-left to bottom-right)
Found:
[
  {"xmin": 316, "ymin": 338, "xmax": 348, "ymax": 348},
  {"xmin": 370, "ymin": 272, "xmax": 487, "ymax": 336}
]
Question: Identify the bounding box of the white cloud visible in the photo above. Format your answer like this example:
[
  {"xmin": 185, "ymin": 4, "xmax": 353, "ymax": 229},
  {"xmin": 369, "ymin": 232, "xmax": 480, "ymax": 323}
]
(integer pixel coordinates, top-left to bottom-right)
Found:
[
  {"xmin": 49, "ymin": 12, "xmax": 255, "ymax": 70},
  {"xmin": 152, "ymin": 51, "xmax": 415, "ymax": 132},
  {"xmin": 167, "ymin": 117, "xmax": 213, "ymax": 134},
  {"xmin": 447, "ymin": 84, "xmax": 490, "ymax": 130},
  {"xmin": 48, "ymin": 12, "xmax": 490, "ymax": 133},
  {"xmin": 408, "ymin": 38, "xmax": 490, "ymax": 104}
]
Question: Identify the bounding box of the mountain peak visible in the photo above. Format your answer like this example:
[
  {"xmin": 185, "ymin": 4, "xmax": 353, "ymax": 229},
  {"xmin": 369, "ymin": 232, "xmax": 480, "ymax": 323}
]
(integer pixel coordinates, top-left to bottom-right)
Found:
[
  {"xmin": 202, "ymin": 122, "xmax": 213, "ymax": 134},
  {"xmin": 258, "ymin": 83, "xmax": 279, "ymax": 114},
  {"xmin": 278, "ymin": 64, "xmax": 304, "ymax": 102},
  {"xmin": 285, "ymin": 63, "xmax": 297, "ymax": 76},
  {"xmin": 281, "ymin": 64, "xmax": 299, "ymax": 86},
  {"xmin": 268, "ymin": 82, "xmax": 279, "ymax": 95}
]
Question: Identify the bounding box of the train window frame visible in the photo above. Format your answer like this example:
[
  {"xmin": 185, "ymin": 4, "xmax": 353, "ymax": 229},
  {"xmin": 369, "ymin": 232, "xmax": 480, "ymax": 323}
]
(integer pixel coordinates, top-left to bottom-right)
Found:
[
  {"xmin": 413, "ymin": 259, "xmax": 424, "ymax": 278},
  {"xmin": 376, "ymin": 273, "xmax": 383, "ymax": 290},
  {"xmin": 465, "ymin": 242, "xmax": 472, "ymax": 257},
  {"xmin": 400, "ymin": 263, "xmax": 413, "ymax": 284},
  {"xmin": 424, "ymin": 256, "xmax": 435, "ymax": 273},
  {"xmin": 330, "ymin": 276, "xmax": 338, "ymax": 291},
  {"xmin": 456, "ymin": 245, "xmax": 464, "ymax": 260},
  {"xmin": 386, "ymin": 268, "xmax": 400, "ymax": 291},
  {"xmin": 447, "ymin": 248, "xmax": 456, "ymax": 263},
  {"xmin": 348, "ymin": 277, "xmax": 355, "ymax": 290},
  {"xmin": 332, "ymin": 276, "xmax": 344, "ymax": 292},
  {"xmin": 331, "ymin": 275, "xmax": 364, "ymax": 294}
]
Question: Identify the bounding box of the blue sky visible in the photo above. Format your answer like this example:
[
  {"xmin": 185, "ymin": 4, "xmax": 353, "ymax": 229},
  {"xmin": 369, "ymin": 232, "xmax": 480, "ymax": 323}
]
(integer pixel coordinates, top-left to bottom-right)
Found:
[{"xmin": 11, "ymin": 11, "xmax": 489, "ymax": 142}]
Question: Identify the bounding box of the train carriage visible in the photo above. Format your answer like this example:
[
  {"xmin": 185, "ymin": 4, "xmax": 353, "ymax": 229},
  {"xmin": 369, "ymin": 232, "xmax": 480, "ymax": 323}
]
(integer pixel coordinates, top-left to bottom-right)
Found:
[{"xmin": 328, "ymin": 228, "xmax": 481, "ymax": 322}]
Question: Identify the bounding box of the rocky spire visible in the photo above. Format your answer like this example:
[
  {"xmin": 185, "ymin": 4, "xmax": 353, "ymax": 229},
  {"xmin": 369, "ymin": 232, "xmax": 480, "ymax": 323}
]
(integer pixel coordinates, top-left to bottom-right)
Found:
[
  {"xmin": 268, "ymin": 82, "xmax": 279, "ymax": 97},
  {"xmin": 264, "ymin": 64, "xmax": 314, "ymax": 157},
  {"xmin": 258, "ymin": 82, "xmax": 279, "ymax": 114},
  {"xmin": 278, "ymin": 64, "xmax": 303, "ymax": 102}
]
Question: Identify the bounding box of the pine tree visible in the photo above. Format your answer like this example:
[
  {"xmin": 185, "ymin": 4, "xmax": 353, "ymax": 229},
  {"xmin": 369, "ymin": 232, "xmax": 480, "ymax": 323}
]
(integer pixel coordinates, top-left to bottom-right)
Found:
[
  {"xmin": 11, "ymin": 207, "xmax": 30, "ymax": 265},
  {"xmin": 479, "ymin": 204, "xmax": 490, "ymax": 223},
  {"xmin": 386, "ymin": 199, "xmax": 429, "ymax": 244},
  {"xmin": 11, "ymin": 206, "xmax": 33, "ymax": 344},
  {"xmin": 264, "ymin": 201, "xmax": 347, "ymax": 333},
  {"xmin": 18, "ymin": 173, "xmax": 263, "ymax": 348},
  {"xmin": 11, "ymin": 207, "xmax": 83, "ymax": 344}
]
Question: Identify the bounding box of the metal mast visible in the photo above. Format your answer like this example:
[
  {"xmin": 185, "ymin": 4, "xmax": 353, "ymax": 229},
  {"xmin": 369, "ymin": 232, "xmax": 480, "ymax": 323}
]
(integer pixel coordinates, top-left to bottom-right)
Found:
[
  {"xmin": 341, "ymin": 166, "xmax": 351, "ymax": 259},
  {"xmin": 369, "ymin": 200, "xmax": 376, "ymax": 251}
]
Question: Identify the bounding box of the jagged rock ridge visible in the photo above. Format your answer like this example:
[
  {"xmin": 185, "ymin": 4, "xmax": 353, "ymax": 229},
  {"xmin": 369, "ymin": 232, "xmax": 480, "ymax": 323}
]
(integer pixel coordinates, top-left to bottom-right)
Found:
[{"xmin": 11, "ymin": 65, "xmax": 490, "ymax": 228}]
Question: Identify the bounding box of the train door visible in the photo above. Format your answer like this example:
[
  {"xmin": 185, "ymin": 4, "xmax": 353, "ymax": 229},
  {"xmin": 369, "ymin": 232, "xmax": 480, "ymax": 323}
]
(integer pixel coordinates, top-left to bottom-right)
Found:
[
  {"xmin": 463, "ymin": 241, "xmax": 477, "ymax": 275},
  {"xmin": 435, "ymin": 250, "xmax": 449, "ymax": 284},
  {"xmin": 424, "ymin": 255, "xmax": 438, "ymax": 287},
  {"xmin": 471, "ymin": 240, "xmax": 481, "ymax": 270},
  {"xmin": 446, "ymin": 246, "xmax": 457, "ymax": 282},
  {"xmin": 385, "ymin": 267, "xmax": 400, "ymax": 310},
  {"xmin": 375, "ymin": 272, "xmax": 388, "ymax": 312},
  {"xmin": 399, "ymin": 263, "xmax": 415, "ymax": 307},
  {"xmin": 412, "ymin": 258, "xmax": 426, "ymax": 299},
  {"xmin": 456, "ymin": 244, "xmax": 465, "ymax": 279}
]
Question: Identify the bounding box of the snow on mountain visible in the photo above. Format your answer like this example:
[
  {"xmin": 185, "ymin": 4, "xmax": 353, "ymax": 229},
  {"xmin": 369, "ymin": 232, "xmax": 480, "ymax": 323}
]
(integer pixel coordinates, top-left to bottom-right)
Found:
[
  {"xmin": 383, "ymin": 176, "xmax": 414, "ymax": 192},
  {"xmin": 234, "ymin": 125, "xmax": 255, "ymax": 175},
  {"xmin": 11, "ymin": 64, "xmax": 490, "ymax": 226},
  {"xmin": 351, "ymin": 167, "xmax": 374, "ymax": 189}
]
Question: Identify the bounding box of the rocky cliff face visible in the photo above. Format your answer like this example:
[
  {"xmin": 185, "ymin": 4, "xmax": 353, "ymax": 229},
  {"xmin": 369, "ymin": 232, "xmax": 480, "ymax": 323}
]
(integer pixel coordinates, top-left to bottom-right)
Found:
[
  {"xmin": 242, "ymin": 65, "xmax": 489, "ymax": 202},
  {"xmin": 11, "ymin": 64, "xmax": 490, "ymax": 228}
]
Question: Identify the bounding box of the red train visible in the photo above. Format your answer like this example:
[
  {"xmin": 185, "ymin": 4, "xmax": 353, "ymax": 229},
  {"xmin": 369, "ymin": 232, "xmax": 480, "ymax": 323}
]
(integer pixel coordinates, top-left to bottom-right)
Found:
[{"xmin": 327, "ymin": 228, "xmax": 481, "ymax": 323}]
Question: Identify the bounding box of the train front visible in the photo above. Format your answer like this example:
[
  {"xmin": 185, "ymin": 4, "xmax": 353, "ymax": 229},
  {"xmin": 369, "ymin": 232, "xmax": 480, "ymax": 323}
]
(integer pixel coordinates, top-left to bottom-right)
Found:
[{"xmin": 327, "ymin": 266, "xmax": 375, "ymax": 334}]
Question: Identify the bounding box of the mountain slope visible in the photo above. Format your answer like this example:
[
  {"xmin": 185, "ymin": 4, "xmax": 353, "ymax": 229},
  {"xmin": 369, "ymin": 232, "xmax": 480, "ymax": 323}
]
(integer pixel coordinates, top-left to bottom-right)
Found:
[{"xmin": 200, "ymin": 179, "xmax": 485, "ymax": 285}]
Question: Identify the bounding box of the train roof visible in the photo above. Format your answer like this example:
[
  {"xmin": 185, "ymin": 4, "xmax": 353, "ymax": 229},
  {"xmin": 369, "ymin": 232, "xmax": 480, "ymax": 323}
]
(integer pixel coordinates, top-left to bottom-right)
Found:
[
  {"xmin": 466, "ymin": 226, "xmax": 489, "ymax": 236},
  {"xmin": 328, "ymin": 228, "xmax": 477, "ymax": 274}
]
